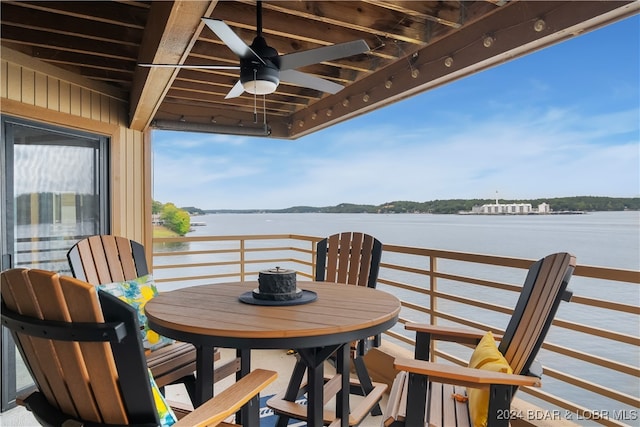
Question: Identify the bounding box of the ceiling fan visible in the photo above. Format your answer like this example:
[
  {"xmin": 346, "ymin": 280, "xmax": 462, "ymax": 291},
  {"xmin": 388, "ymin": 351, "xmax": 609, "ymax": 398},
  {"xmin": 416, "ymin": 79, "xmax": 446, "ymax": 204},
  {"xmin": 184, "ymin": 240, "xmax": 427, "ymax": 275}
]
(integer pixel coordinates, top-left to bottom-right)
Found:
[{"xmin": 139, "ymin": 1, "xmax": 370, "ymax": 99}]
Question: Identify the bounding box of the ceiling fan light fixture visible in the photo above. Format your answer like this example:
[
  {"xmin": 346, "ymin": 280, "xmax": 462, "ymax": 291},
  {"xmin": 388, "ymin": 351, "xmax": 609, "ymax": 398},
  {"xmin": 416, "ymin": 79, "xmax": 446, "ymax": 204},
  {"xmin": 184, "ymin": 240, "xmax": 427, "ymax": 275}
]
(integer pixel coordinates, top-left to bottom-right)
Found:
[
  {"xmin": 242, "ymin": 79, "xmax": 278, "ymax": 95},
  {"xmin": 241, "ymin": 65, "xmax": 280, "ymax": 95}
]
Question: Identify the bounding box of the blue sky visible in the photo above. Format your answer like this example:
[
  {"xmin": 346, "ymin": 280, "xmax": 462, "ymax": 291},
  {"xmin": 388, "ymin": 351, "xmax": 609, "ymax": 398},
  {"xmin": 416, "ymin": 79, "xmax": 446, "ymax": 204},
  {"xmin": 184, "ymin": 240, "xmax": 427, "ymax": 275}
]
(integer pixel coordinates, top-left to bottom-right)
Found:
[{"xmin": 152, "ymin": 15, "xmax": 639, "ymax": 210}]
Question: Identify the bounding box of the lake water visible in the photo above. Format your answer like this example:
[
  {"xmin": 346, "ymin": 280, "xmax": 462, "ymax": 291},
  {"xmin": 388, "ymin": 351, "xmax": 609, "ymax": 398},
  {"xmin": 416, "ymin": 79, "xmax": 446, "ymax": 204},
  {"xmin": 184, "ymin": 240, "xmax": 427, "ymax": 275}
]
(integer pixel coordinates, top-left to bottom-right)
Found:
[
  {"xmin": 189, "ymin": 211, "xmax": 639, "ymax": 270},
  {"xmin": 184, "ymin": 211, "xmax": 639, "ymax": 420}
]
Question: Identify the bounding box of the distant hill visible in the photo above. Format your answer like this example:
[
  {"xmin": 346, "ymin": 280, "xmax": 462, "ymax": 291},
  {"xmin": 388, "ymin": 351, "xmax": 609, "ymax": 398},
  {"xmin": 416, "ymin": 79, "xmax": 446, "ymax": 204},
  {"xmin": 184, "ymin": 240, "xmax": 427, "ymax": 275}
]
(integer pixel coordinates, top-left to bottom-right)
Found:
[{"xmin": 182, "ymin": 196, "xmax": 639, "ymax": 215}]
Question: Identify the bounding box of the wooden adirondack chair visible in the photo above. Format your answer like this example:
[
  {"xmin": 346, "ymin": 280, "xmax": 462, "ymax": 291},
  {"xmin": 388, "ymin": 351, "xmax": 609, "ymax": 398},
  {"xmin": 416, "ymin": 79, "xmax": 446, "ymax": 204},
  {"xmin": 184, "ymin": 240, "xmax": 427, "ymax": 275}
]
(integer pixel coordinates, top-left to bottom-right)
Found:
[
  {"xmin": 67, "ymin": 235, "xmax": 241, "ymax": 405},
  {"xmin": 1, "ymin": 268, "xmax": 276, "ymax": 427},
  {"xmin": 384, "ymin": 252, "xmax": 576, "ymax": 427},
  {"xmin": 269, "ymin": 232, "xmax": 387, "ymax": 427}
]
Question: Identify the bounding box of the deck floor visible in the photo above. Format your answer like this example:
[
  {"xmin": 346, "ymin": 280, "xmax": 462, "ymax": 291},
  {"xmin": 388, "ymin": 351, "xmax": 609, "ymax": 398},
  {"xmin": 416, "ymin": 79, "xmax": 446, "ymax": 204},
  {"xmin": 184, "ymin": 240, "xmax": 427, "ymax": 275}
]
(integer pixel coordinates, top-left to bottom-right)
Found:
[{"xmin": 0, "ymin": 348, "xmax": 387, "ymax": 427}]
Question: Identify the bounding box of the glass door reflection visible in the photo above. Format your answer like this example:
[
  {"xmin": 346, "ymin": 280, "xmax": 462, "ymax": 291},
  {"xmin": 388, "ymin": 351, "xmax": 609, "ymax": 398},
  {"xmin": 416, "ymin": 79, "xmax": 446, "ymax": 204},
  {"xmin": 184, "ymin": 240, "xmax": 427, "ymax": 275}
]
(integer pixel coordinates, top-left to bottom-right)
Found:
[{"xmin": 1, "ymin": 118, "xmax": 108, "ymax": 410}]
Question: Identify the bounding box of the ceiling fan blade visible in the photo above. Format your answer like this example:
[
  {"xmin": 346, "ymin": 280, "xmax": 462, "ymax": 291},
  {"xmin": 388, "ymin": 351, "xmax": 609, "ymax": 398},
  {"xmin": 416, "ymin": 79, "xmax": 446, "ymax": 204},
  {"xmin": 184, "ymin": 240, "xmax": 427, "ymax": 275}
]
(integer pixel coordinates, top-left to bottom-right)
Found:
[
  {"xmin": 279, "ymin": 70, "xmax": 343, "ymax": 94},
  {"xmin": 202, "ymin": 18, "xmax": 265, "ymax": 64},
  {"xmin": 138, "ymin": 64, "xmax": 240, "ymax": 70},
  {"xmin": 279, "ymin": 39, "xmax": 370, "ymax": 71},
  {"xmin": 225, "ymin": 80, "xmax": 246, "ymax": 99}
]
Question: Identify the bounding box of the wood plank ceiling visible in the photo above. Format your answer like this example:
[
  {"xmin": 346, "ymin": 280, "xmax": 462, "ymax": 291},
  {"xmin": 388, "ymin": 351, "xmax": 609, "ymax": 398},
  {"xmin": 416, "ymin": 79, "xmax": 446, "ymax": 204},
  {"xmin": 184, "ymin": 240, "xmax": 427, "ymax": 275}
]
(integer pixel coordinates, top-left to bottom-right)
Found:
[{"xmin": 1, "ymin": 1, "xmax": 638, "ymax": 139}]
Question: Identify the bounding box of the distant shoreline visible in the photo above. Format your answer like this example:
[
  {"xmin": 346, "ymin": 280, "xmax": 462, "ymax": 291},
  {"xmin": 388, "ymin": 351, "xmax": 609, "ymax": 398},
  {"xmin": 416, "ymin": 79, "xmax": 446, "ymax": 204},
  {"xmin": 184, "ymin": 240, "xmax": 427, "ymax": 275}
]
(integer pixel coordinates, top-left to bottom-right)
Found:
[
  {"xmin": 194, "ymin": 210, "xmax": 635, "ymax": 215},
  {"xmin": 192, "ymin": 209, "xmax": 634, "ymax": 215},
  {"xmin": 182, "ymin": 196, "xmax": 639, "ymax": 215}
]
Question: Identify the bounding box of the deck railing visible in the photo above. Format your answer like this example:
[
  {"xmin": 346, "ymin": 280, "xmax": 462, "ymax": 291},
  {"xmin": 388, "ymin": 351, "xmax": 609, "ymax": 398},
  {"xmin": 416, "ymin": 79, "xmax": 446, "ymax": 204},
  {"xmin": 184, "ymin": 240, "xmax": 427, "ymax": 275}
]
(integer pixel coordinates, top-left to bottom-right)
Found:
[{"xmin": 153, "ymin": 234, "xmax": 639, "ymax": 427}]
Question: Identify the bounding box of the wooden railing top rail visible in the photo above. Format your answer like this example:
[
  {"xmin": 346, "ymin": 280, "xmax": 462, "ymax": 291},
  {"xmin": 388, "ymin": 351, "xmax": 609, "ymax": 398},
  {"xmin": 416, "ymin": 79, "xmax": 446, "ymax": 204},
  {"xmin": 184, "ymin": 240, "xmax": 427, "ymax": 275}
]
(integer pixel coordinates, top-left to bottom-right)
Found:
[
  {"xmin": 154, "ymin": 234, "xmax": 321, "ymax": 243},
  {"xmin": 382, "ymin": 243, "xmax": 640, "ymax": 283}
]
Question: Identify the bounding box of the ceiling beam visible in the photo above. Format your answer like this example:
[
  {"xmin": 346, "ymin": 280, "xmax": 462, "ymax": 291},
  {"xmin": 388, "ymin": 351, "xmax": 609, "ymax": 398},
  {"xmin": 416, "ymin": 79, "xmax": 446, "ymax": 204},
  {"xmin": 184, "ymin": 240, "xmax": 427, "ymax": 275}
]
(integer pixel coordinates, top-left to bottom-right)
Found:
[
  {"xmin": 1, "ymin": 1, "xmax": 148, "ymax": 28},
  {"xmin": 360, "ymin": 0, "xmax": 462, "ymax": 29},
  {"xmin": 129, "ymin": 1, "xmax": 218, "ymax": 131},
  {"xmin": 0, "ymin": 24, "xmax": 138, "ymax": 60},
  {"xmin": 256, "ymin": 1, "xmax": 431, "ymax": 45},
  {"xmin": 286, "ymin": 0, "xmax": 640, "ymax": 139},
  {"xmin": 0, "ymin": 2, "xmax": 145, "ymax": 43}
]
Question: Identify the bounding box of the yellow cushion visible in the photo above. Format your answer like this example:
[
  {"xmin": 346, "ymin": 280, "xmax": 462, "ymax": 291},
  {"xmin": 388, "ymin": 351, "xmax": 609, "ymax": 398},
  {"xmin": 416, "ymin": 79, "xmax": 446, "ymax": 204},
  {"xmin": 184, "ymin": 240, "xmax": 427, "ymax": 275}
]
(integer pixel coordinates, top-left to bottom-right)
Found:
[
  {"xmin": 467, "ymin": 331, "xmax": 513, "ymax": 427},
  {"xmin": 468, "ymin": 331, "xmax": 504, "ymax": 369}
]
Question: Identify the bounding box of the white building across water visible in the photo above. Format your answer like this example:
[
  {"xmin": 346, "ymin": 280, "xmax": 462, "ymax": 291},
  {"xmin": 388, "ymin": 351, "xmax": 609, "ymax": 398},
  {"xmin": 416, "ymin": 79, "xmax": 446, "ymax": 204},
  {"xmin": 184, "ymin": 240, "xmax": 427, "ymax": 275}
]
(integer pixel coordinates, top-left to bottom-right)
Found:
[{"xmin": 468, "ymin": 199, "xmax": 551, "ymax": 215}]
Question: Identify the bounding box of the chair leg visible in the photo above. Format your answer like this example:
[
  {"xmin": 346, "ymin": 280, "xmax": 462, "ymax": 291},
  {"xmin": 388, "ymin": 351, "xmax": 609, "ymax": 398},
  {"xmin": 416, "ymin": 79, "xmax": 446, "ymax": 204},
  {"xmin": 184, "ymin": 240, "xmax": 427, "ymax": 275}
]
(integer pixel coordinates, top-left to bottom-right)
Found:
[
  {"xmin": 353, "ymin": 356, "xmax": 382, "ymax": 416},
  {"xmin": 275, "ymin": 358, "xmax": 307, "ymax": 427},
  {"xmin": 405, "ymin": 373, "xmax": 428, "ymax": 427},
  {"xmin": 488, "ymin": 384, "xmax": 512, "ymax": 427}
]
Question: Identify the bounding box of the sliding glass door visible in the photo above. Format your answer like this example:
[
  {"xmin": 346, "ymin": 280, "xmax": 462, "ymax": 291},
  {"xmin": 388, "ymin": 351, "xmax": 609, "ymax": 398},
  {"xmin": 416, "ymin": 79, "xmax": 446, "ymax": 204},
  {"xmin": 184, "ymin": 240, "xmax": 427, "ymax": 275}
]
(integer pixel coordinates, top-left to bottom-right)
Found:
[{"xmin": 0, "ymin": 116, "xmax": 109, "ymax": 410}]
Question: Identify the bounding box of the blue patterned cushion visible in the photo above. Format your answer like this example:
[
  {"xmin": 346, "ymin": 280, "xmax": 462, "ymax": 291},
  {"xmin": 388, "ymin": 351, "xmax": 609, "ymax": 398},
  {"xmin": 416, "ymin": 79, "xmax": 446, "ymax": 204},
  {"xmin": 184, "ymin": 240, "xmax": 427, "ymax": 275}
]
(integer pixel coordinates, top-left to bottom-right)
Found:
[
  {"xmin": 148, "ymin": 368, "xmax": 177, "ymax": 426},
  {"xmin": 98, "ymin": 274, "xmax": 175, "ymax": 351}
]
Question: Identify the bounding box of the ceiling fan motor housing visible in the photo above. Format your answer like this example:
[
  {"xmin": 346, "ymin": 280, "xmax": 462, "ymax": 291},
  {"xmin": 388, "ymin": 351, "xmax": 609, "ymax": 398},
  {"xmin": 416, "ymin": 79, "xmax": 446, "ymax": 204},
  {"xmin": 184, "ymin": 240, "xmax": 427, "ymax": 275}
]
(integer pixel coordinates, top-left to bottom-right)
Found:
[{"xmin": 239, "ymin": 36, "xmax": 280, "ymax": 95}]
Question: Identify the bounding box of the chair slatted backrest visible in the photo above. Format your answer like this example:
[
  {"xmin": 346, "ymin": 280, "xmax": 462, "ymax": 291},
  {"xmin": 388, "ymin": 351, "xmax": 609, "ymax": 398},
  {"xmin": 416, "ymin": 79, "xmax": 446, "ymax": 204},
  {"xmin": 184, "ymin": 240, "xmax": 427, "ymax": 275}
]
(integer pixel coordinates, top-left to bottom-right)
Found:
[
  {"xmin": 499, "ymin": 252, "xmax": 576, "ymax": 376},
  {"xmin": 316, "ymin": 232, "xmax": 382, "ymax": 288},
  {"xmin": 1, "ymin": 268, "xmax": 157, "ymax": 426},
  {"xmin": 68, "ymin": 235, "xmax": 148, "ymax": 285}
]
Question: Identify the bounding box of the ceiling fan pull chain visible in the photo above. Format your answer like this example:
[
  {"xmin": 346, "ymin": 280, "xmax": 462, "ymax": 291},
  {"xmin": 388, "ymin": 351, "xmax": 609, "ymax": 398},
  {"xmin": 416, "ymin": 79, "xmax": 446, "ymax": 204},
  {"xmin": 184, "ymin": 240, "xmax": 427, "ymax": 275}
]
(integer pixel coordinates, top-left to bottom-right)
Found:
[{"xmin": 263, "ymin": 94, "xmax": 267, "ymax": 127}]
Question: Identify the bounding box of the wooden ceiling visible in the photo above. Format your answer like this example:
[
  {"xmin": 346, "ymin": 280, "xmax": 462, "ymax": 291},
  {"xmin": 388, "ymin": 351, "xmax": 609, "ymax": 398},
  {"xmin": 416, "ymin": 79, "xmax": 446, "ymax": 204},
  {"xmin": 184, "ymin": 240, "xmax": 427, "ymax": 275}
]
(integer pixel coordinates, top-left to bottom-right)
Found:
[{"xmin": 2, "ymin": 1, "xmax": 638, "ymax": 139}]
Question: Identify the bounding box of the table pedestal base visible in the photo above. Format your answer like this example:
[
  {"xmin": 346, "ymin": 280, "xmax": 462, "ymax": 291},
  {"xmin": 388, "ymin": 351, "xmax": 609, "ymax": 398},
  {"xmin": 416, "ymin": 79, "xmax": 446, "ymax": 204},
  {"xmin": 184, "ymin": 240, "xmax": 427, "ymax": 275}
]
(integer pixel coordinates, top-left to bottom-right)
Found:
[
  {"xmin": 268, "ymin": 342, "xmax": 370, "ymax": 427},
  {"xmin": 270, "ymin": 344, "xmax": 348, "ymax": 427}
]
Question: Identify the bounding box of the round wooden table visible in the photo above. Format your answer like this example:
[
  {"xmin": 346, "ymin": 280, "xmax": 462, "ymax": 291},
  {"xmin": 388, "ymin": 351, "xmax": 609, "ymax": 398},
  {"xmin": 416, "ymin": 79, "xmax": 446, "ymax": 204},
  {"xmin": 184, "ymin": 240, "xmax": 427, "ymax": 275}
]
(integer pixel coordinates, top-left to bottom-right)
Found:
[{"xmin": 145, "ymin": 280, "xmax": 401, "ymax": 427}]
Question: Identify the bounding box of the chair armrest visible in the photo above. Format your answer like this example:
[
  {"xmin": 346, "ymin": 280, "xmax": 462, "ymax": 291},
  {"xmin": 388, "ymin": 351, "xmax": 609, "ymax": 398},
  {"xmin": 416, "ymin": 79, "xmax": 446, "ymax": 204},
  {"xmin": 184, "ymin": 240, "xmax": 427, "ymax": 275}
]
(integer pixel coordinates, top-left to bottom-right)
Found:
[
  {"xmin": 405, "ymin": 323, "xmax": 503, "ymax": 345},
  {"xmin": 393, "ymin": 358, "xmax": 541, "ymax": 389},
  {"xmin": 175, "ymin": 369, "xmax": 277, "ymax": 427}
]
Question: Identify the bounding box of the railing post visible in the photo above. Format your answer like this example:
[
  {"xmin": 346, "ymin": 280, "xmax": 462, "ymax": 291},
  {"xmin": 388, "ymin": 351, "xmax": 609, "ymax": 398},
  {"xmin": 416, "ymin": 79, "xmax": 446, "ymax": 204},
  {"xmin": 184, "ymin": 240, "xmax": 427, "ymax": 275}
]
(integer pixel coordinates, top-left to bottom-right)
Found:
[
  {"xmin": 240, "ymin": 238, "xmax": 245, "ymax": 281},
  {"xmin": 429, "ymin": 255, "xmax": 438, "ymax": 362},
  {"xmin": 311, "ymin": 240, "xmax": 317, "ymax": 279}
]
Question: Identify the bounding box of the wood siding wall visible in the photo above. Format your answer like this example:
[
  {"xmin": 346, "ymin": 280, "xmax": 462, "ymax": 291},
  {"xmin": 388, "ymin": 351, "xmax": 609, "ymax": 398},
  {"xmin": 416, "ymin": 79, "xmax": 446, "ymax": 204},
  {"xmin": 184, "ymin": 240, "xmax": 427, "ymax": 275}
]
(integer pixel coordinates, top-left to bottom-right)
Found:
[{"xmin": 1, "ymin": 48, "xmax": 152, "ymax": 255}]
